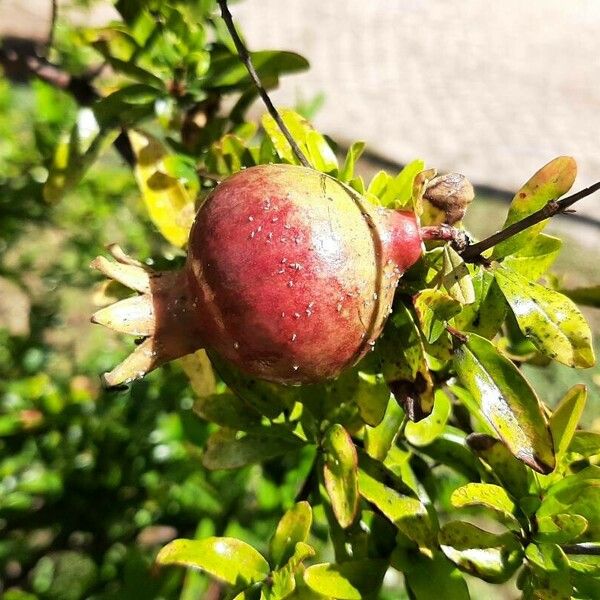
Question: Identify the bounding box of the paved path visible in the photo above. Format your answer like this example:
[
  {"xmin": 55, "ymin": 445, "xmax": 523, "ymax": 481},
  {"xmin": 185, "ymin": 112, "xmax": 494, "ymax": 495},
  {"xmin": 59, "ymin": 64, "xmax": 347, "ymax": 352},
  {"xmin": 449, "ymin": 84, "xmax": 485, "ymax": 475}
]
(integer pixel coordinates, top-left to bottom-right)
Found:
[{"xmin": 235, "ymin": 0, "xmax": 600, "ymax": 219}]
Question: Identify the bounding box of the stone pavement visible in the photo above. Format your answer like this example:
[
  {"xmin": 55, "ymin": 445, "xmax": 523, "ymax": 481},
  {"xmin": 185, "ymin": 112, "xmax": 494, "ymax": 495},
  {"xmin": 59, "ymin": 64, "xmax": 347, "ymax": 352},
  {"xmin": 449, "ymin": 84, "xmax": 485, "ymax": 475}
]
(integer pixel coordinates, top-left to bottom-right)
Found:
[{"xmin": 235, "ymin": 0, "xmax": 600, "ymax": 220}]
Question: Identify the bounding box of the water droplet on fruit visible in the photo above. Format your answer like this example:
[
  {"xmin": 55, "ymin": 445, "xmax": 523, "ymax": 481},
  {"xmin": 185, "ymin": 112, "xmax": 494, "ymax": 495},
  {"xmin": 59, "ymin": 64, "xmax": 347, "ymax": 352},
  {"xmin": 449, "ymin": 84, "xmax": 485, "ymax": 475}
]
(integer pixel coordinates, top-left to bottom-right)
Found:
[
  {"xmin": 271, "ymin": 216, "xmax": 279, "ymax": 222},
  {"xmin": 287, "ymin": 281, "xmax": 294, "ymax": 288},
  {"xmin": 291, "ymin": 333, "xmax": 297, "ymax": 342},
  {"xmin": 293, "ymin": 312, "xmax": 300, "ymax": 319},
  {"xmin": 292, "ymin": 364, "xmax": 299, "ymax": 371},
  {"xmin": 248, "ymin": 216, "xmax": 254, "ymax": 221},
  {"xmin": 233, "ymin": 341, "xmax": 240, "ymax": 349}
]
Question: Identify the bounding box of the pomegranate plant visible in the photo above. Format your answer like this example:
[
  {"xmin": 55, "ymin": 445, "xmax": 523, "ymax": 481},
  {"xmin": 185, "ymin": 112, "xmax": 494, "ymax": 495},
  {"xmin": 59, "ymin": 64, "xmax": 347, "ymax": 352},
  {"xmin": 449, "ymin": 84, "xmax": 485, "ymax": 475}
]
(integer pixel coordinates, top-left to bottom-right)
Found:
[{"xmin": 2, "ymin": 1, "xmax": 600, "ymax": 599}]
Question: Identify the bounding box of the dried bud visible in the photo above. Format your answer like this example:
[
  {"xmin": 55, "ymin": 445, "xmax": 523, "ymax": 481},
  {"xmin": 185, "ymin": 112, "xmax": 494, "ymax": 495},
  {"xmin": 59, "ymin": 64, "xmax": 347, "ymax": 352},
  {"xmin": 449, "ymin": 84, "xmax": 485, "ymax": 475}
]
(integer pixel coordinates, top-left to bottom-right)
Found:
[{"xmin": 423, "ymin": 173, "xmax": 474, "ymax": 225}]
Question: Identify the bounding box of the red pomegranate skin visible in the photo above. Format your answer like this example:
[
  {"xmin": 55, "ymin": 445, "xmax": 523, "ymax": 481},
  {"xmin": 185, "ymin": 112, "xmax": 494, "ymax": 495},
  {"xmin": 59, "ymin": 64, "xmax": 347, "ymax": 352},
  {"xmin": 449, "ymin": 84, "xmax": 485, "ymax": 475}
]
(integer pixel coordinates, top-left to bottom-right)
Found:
[{"xmin": 184, "ymin": 164, "xmax": 423, "ymax": 384}]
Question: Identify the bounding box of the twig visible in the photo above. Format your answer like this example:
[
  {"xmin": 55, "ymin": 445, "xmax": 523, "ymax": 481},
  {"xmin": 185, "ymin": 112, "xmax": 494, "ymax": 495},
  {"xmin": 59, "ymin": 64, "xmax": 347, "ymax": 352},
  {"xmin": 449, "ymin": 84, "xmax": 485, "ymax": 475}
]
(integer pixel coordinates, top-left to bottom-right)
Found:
[
  {"xmin": 460, "ymin": 181, "xmax": 600, "ymax": 262},
  {"xmin": 47, "ymin": 0, "xmax": 58, "ymax": 55},
  {"xmin": 561, "ymin": 543, "xmax": 600, "ymax": 556},
  {"xmin": 216, "ymin": 0, "xmax": 311, "ymax": 168}
]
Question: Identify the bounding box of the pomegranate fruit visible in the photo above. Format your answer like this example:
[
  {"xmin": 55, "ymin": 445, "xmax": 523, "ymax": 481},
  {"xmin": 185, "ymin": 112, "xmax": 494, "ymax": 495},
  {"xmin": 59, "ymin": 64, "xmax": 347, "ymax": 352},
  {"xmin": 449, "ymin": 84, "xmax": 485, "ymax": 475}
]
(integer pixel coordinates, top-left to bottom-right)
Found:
[{"xmin": 91, "ymin": 164, "xmax": 425, "ymax": 387}]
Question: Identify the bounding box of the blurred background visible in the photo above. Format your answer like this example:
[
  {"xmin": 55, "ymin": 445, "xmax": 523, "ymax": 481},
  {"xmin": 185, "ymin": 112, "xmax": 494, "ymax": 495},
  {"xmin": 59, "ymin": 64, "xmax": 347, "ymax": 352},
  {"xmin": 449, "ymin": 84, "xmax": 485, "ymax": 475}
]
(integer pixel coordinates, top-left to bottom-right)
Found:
[{"xmin": 0, "ymin": 1, "xmax": 599, "ymax": 598}]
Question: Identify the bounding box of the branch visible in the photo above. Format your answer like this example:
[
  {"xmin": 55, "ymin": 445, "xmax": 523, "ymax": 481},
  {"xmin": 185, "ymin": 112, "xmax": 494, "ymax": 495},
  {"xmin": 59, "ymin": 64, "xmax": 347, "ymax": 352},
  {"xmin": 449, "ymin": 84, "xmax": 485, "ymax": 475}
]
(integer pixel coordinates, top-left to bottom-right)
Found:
[
  {"xmin": 216, "ymin": 0, "xmax": 311, "ymax": 168},
  {"xmin": 0, "ymin": 40, "xmax": 134, "ymax": 166},
  {"xmin": 460, "ymin": 181, "xmax": 600, "ymax": 262},
  {"xmin": 561, "ymin": 543, "xmax": 600, "ymax": 556}
]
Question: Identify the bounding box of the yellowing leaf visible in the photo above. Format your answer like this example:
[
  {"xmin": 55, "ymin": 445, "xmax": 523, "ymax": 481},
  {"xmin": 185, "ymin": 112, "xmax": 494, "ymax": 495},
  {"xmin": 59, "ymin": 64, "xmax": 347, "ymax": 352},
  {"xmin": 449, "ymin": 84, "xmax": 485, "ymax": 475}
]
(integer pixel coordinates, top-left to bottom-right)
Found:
[
  {"xmin": 495, "ymin": 266, "xmax": 595, "ymax": 368},
  {"xmin": 129, "ymin": 129, "xmax": 195, "ymax": 247},
  {"xmin": 492, "ymin": 156, "xmax": 576, "ymax": 259},
  {"xmin": 157, "ymin": 537, "xmax": 269, "ymax": 586},
  {"xmin": 453, "ymin": 333, "xmax": 555, "ymax": 473},
  {"xmin": 322, "ymin": 424, "xmax": 358, "ymax": 529}
]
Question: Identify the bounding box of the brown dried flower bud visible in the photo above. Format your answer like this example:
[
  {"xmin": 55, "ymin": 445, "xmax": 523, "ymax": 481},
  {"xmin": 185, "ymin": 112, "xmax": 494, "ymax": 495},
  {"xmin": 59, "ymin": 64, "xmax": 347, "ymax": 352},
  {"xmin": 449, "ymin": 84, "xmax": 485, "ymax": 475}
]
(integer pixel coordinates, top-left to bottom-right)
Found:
[{"xmin": 423, "ymin": 173, "xmax": 474, "ymax": 225}]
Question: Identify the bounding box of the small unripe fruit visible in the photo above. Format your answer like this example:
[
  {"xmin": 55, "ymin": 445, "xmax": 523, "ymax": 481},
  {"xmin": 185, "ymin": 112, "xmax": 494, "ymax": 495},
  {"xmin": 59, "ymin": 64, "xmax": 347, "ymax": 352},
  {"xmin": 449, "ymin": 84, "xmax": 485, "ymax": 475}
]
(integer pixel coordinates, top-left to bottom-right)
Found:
[{"xmin": 91, "ymin": 164, "xmax": 425, "ymax": 386}]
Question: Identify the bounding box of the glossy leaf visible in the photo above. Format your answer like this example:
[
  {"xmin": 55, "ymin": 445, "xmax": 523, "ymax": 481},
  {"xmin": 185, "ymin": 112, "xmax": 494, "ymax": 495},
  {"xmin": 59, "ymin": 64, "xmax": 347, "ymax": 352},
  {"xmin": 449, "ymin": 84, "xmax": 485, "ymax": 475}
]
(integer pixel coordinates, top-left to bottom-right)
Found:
[
  {"xmin": 322, "ymin": 424, "xmax": 358, "ymax": 529},
  {"xmin": 503, "ymin": 234, "xmax": 562, "ymax": 280},
  {"xmin": 439, "ymin": 521, "xmax": 523, "ymax": 583},
  {"xmin": 364, "ymin": 396, "xmax": 405, "ymax": 461},
  {"xmin": 405, "ymin": 388, "xmax": 451, "ymax": 447},
  {"xmin": 549, "ymin": 385, "xmax": 587, "ymax": 458},
  {"xmin": 304, "ymin": 560, "xmax": 387, "ymax": 600},
  {"xmin": 380, "ymin": 159, "xmax": 425, "ymax": 209},
  {"xmin": 459, "ymin": 272, "xmax": 508, "ymax": 339},
  {"xmin": 453, "ymin": 333, "xmax": 555, "ymax": 473},
  {"xmin": 525, "ymin": 543, "xmax": 571, "ymax": 599},
  {"xmin": 129, "ymin": 129, "xmax": 195, "ymax": 247},
  {"xmin": 441, "ymin": 246, "xmax": 476, "ymax": 305},
  {"xmin": 358, "ymin": 466, "xmax": 433, "ymax": 547},
  {"xmin": 451, "ymin": 482, "xmax": 520, "ymax": 530},
  {"xmin": 534, "ymin": 514, "xmax": 588, "ymax": 544},
  {"xmin": 353, "ymin": 372, "xmax": 389, "ymax": 427},
  {"xmin": 262, "ymin": 110, "xmax": 336, "ymax": 172},
  {"xmin": 467, "ymin": 434, "xmax": 531, "ymax": 499},
  {"xmin": 203, "ymin": 428, "xmax": 304, "ymax": 470},
  {"xmin": 495, "ymin": 265, "xmax": 595, "ymax": 368},
  {"xmin": 413, "ymin": 288, "xmax": 461, "ymax": 343},
  {"xmin": 492, "ymin": 156, "xmax": 576, "ymax": 259},
  {"xmin": 157, "ymin": 537, "xmax": 269, "ymax": 586},
  {"xmin": 390, "ymin": 549, "xmax": 469, "ymax": 600},
  {"xmin": 206, "ymin": 51, "xmax": 309, "ymax": 89},
  {"xmin": 270, "ymin": 502, "xmax": 312, "ymax": 567},
  {"xmin": 566, "ymin": 545, "xmax": 600, "ymax": 576}
]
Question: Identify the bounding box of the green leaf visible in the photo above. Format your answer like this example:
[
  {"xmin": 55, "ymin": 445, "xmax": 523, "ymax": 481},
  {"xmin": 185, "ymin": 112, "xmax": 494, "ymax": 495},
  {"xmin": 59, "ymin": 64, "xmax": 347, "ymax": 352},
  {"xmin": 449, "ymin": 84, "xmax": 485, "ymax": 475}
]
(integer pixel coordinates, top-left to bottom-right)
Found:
[
  {"xmin": 495, "ymin": 266, "xmax": 595, "ymax": 368},
  {"xmin": 441, "ymin": 246, "xmax": 476, "ymax": 305},
  {"xmin": 380, "ymin": 160, "xmax": 425, "ymax": 209},
  {"xmin": 534, "ymin": 514, "xmax": 588, "ymax": 544},
  {"xmin": 566, "ymin": 544, "xmax": 600, "ymax": 576},
  {"xmin": 453, "ymin": 333, "xmax": 555, "ymax": 473},
  {"xmin": 339, "ymin": 142, "xmax": 366, "ymax": 183},
  {"xmin": 405, "ymin": 388, "xmax": 451, "ymax": 447},
  {"xmin": 455, "ymin": 271, "xmax": 508, "ymax": 339},
  {"xmin": 194, "ymin": 393, "xmax": 262, "ymax": 430},
  {"xmin": 157, "ymin": 537, "xmax": 269, "ymax": 587},
  {"xmin": 261, "ymin": 110, "xmax": 336, "ymax": 172},
  {"xmin": 503, "ymin": 234, "xmax": 562, "ymax": 280},
  {"xmin": 569, "ymin": 431, "xmax": 600, "ymax": 457},
  {"xmin": 467, "ymin": 434, "xmax": 531, "ymax": 499},
  {"xmin": 451, "ymin": 482, "xmax": 520, "ymax": 530},
  {"xmin": 377, "ymin": 302, "xmax": 424, "ymax": 383},
  {"xmin": 549, "ymin": 385, "xmax": 587, "ymax": 458},
  {"xmin": 353, "ymin": 372, "xmax": 390, "ymax": 427},
  {"xmin": 492, "ymin": 156, "xmax": 577, "ymax": 259},
  {"xmin": 390, "ymin": 549, "xmax": 469, "ymax": 600},
  {"xmin": 304, "ymin": 560, "xmax": 387, "ymax": 600},
  {"xmin": 414, "ymin": 288, "xmax": 461, "ymax": 343},
  {"xmin": 364, "ymin": 395, "xmax": 405, "ymax": 461},
  {"xmin": 525, "ymin": 543, "xmax": 572, "ymax": 599},
  {"xmin": 270, "ymin": 502, "xmax": 312, "ymax": 567},
  {"xmin": 322, "ymin": 424, "xmax": 359, "ymax": 529},
  {"xmin": 439, "ymin": 521, "xmax": 524, "ymax": 583},
  {"xmin": 206, "ymin": 51, "xmax": 309, "ymax": 89},
  {"xmin": 203, "ymin": 428, "xmax": 304, "ymax": 470},
  {"xmin": 358, "ymin": 465, "xmax": 434, "ymax": 547},
  {"xmin": 128, "ymin": 129, "xmax": 195, "ymax": 247}
]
